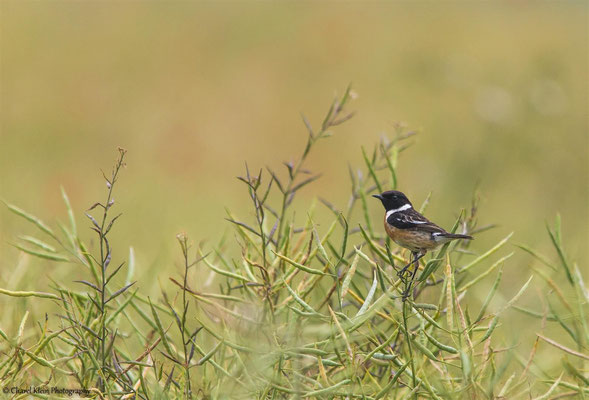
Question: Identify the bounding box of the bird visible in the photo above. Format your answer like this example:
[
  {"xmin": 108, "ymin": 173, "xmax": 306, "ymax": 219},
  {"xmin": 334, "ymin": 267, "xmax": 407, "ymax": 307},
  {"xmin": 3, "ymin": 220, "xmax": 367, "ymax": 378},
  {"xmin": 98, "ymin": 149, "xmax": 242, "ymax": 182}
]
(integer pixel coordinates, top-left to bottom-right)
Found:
[{"xmin": 372, "ymin": 190, "xmax": 473, "ymax": 297}]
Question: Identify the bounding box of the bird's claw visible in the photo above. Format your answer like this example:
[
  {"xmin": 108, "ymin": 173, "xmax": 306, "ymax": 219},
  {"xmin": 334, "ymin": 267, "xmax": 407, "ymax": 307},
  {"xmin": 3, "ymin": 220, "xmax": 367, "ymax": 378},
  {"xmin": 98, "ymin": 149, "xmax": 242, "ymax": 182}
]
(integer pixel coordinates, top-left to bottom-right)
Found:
[{"xmin": 397, "ymin": 261, "xmax": 413, "ymax": 278}]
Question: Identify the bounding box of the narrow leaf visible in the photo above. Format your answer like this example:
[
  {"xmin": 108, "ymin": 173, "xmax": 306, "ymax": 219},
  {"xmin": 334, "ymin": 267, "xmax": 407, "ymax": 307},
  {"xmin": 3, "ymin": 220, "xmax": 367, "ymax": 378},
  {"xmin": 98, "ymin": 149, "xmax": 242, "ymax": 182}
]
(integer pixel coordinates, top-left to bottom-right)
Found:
[
  {"xmin": 11, "ymin": 243, "xmax": 69, "ymax": 262},
  {"xmin": 273, "ymin": 251, "xmax": 327, "ymax": 276},
  {"xmin": 106, "ymin": 282, "xmax": 136, "ymax": 303},
  {"xmin": 4, "ymin": 202, "xmax": 55, "ymax": 237},
  {"xmin": 356, "ymin": 271, "xmax": 378, "ymax": 316},
  {"xmin": 74, "ymin": 280, "xmax": 101, "ymax": 292}
]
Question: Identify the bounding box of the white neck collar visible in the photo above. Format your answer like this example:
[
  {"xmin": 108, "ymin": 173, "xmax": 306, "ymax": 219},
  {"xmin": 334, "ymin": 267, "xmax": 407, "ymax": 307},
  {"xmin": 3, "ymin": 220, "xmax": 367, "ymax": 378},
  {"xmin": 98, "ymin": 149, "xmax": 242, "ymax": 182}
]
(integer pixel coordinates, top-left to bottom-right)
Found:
[{"xmin": 385, "ymin": 203, "xmax": 411, "ymax": 219}]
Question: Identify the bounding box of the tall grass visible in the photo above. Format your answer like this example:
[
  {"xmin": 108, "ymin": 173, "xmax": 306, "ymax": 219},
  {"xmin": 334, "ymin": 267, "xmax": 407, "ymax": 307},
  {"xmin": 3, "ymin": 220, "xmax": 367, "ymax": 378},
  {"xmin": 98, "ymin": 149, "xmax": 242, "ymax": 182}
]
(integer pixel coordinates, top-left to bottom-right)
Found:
[{"xmin": 1, "ymin": 88, "xmax": 587, "ymax": 399}]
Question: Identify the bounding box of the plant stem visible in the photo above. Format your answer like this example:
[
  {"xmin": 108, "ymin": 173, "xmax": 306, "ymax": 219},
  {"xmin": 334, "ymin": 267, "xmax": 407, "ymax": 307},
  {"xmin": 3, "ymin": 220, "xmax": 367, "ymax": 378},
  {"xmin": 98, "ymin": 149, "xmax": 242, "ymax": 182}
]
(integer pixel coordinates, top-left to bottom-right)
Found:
[
  {"xmin": 275, "ymin": 88, "xmax": 353, "ymax": 249},
  {"xmin": 98, "ymin": 148, "xmax": 126, "ymax": 390},
  {"xmin": 180, "ymin": 236, "xmax": 192, "ymax": 399},
  {"xmin": 402, "ymin": 281, "xmax": 418, "ymax": 399}
]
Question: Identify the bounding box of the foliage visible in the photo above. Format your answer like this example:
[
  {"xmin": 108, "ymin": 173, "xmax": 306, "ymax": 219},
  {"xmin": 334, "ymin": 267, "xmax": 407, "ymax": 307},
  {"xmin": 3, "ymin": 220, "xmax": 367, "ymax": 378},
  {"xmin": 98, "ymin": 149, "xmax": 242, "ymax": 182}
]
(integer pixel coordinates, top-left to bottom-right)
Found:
[{"xmin": 1, "ymin": 88, "xmax": 587, "ymax": 399}]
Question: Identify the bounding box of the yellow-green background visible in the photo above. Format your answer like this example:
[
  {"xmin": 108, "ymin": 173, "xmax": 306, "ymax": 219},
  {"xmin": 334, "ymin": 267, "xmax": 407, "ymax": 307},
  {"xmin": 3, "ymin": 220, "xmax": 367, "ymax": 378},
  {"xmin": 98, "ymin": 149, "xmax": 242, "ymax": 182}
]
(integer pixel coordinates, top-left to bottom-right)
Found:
[{"xmin": 0, "ymin": 1, "xmax": 587, "ymax": 354}]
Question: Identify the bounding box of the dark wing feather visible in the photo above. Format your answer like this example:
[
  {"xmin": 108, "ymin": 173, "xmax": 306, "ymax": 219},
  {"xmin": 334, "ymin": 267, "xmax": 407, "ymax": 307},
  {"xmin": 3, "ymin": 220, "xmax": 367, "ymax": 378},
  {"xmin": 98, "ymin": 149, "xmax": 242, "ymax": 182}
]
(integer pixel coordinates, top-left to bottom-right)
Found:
[{"xmin": 387, "ymin": 209, "xmax": 447, "ymax": 234}]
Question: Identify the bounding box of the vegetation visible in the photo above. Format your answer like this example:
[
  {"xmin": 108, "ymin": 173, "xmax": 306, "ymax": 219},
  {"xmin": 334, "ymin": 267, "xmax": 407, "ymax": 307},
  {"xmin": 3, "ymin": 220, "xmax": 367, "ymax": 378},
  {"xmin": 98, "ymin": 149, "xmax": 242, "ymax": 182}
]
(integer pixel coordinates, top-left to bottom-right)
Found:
[{"xmin": 1, "ymin": 88, "xmax": 587, "ymax": 399}]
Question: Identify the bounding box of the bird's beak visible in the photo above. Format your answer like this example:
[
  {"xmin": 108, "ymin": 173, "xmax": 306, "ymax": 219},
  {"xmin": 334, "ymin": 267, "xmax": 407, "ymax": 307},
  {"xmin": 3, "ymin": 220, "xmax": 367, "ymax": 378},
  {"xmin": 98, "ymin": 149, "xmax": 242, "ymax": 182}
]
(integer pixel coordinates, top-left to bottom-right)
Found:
[{"xmin": 372, "ymin": 194, "xmax": 383, "ymax": 200}]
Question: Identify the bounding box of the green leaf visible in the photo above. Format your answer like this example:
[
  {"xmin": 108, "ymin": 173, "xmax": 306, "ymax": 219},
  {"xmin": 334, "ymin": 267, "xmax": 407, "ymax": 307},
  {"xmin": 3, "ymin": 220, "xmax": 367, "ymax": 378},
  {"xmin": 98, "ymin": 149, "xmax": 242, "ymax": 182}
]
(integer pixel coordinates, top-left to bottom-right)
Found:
[
  {"xmin": 341, "ymin": 251, "xmax": 359, "ymax": 300},
  {"xmin": 202, "ymin": 256, "xmax": 251, "ymax": 281},
  {"xmin": 459, "ymin": 253, "xmax": 513, "ymax": 292},
  {"xmin": 61, "ymin": 186, "xmax": 77, "ymax": 237},
  {"xmin": 197, "ymin": 341, "xmax": 224, "ymax": 366},
  {"xmin": 356, "ymin": 271, "xmax": 378, "ymax": 316},
  {"xmin": 273, "ymin": 251, "xmax": 328, "ymax": 276},
  {"xmin": 10, "ymin": 243, "xmax": 69, "ymax": 262},
  {"xmin": 546, "ymin": 218, "xmax": 574, "ymax": 284},
  {"xmin": 514, "ymin": 243, "xmax": 557, "ymax": 271},
  {"xmin": 304, "ymin": 379, "xmax": 351, "ymax": 397},
  {"xmin": 381, "ymin": 143, "xmax": 398, "ymax": 190},
  {"xmin": 18, "ymin": 236, "xmax": 56, "ymax": 253},
  {"xmin": 283, "ymin": 279, "xmax": 321, "ymax": 316},
  {"xmin": 476, "ymin": 265, "xmax": 503, "ymax": 322},
  {"xmin": 375, "ymin": 360, "xmax": 411, "ymax": 399},
  {"xmin": 423, "ymin": 329, "xmax": 458, "ymax": 354},
  {"xmin": 362, "ymin": 146, "xmax": 383, "ymax": 194},
  {"xmin": 4, "ymin": 202, "xmax": 55, "ymax": 238},
  {"xmin": 479, "ymin": 314, "xmax": 499, "ymax": 343},
  {"xmin": 149, "ymin": 298, "xmax": 174, "ymax": 356},
  {"xmin": 460, "ymin": 232, "xmax": 513, "ymax": 273}
]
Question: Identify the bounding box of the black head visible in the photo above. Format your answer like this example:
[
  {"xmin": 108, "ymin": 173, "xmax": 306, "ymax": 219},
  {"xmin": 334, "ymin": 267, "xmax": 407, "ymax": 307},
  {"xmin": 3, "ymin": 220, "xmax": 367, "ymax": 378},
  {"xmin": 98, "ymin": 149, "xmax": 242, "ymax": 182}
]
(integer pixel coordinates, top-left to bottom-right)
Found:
[{"xmin": 372, "ymin": 190, "xmax": 412, "ymax": 211}]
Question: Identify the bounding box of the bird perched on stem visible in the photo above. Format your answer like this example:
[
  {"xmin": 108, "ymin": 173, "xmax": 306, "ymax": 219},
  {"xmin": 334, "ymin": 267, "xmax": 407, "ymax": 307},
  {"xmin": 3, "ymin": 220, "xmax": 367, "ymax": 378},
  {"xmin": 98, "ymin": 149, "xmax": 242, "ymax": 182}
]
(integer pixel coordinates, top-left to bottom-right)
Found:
[{"xmin": 373, "ymin": 190, "xmax": 473, "ymax": 298}]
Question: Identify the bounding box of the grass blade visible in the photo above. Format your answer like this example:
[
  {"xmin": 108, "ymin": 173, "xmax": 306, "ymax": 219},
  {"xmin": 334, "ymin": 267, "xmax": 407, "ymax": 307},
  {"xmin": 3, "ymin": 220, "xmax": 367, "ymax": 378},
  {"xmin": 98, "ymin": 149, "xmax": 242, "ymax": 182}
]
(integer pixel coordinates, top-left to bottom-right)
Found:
[
  {"xmin": 356, "ymin": 271, "xmax": 378, "ymax": 316},
  {"xmin": 273, "ymin": 251, "xmax": 327, "ymax": 276},
  {"xmin": 460, "ymin": 232, "xmax": 513, "ymax": 273}
]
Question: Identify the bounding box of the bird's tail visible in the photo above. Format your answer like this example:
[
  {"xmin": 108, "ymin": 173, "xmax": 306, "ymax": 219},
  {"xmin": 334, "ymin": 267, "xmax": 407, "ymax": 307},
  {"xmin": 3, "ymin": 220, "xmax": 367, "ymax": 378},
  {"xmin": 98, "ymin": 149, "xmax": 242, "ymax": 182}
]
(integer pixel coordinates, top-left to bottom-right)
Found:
[{"xmin": 443, "ymin": 233, "xmax": 473, "ymax": 240}]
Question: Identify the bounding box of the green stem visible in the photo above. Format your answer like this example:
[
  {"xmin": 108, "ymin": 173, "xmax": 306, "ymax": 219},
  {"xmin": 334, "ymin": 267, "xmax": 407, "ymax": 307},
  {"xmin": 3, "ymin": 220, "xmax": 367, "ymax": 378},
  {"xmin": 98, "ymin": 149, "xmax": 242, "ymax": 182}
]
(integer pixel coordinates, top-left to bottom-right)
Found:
[
  {"xmin": 402, "ymin": 283, "xmax": 418, "ymax": 399},
  {"xmin": 97, "ymin": 149, "xmax": 125, "ymax": 390},
  {"xmin": 181, "ymin": 239, "xmax": 192, "ymax": 399}
]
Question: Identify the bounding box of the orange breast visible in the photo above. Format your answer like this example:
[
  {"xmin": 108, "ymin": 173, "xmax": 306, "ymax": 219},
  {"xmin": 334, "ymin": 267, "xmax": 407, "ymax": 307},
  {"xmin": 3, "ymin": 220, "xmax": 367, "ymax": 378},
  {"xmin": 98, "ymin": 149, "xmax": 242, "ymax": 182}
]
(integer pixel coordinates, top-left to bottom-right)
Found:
[{"xmin": 384, "ymin": 218, "xmax": 439, "ymax": 252}]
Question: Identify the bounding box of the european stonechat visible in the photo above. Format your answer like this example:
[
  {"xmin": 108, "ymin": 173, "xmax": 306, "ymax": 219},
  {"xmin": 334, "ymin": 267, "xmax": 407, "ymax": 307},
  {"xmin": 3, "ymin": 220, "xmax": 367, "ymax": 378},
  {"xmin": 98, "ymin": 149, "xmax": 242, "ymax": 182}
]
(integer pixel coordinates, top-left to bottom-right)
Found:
[{"xmin": 373, "ymin": 190, "xmax": 473, "ymax": 296}]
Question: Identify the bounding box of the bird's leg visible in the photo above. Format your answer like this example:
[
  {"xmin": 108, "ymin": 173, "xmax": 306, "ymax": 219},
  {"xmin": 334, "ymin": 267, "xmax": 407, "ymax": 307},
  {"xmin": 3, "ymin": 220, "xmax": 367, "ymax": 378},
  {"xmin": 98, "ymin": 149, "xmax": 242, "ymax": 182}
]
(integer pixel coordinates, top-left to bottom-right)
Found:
[
  {"xmin": 397, "ymin": 251, "xmax": 426, "ymax": 278},
  {"xmin": 402, "ymin": 251, "xmax": 425, "ymax": 300},
  {"xmin": 397, "ymin": 253, "xmax": 414, "ymax": 278},
  {"xmin": 411, "ymin": 251, "xmax": 426, "ymax": 277}
]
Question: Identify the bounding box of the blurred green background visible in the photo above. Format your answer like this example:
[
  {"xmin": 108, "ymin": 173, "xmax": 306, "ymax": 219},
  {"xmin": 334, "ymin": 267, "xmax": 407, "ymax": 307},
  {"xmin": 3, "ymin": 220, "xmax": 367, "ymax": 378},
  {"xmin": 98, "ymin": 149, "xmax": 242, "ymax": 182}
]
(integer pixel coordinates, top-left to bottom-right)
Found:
[{"xmin": 1, "ymin": 2, "xmax": 587, "ymax": 312}]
